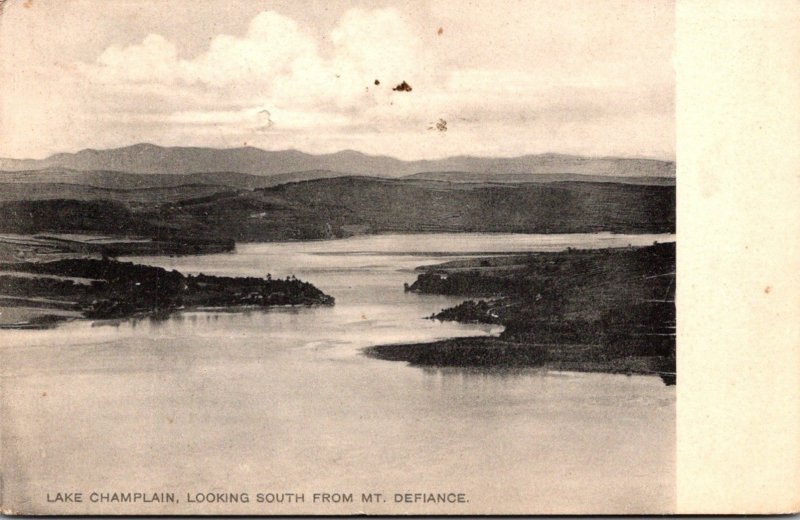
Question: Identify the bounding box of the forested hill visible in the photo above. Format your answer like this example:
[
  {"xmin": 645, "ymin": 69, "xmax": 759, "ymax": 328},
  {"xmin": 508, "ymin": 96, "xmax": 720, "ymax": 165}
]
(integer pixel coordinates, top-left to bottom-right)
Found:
[
  {"xmin": 0, "ymin": 176, "xmax": 675, "ymax": 242},
  {"xmin": 253, "ymin": 177, "xmax": 675, "ymax": 237}
]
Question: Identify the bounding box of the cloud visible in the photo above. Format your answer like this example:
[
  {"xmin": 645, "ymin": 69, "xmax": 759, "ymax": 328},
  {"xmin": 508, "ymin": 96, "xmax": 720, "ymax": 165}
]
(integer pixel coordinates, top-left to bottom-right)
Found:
[
  {"xmin": 74, "ymin": 7, "xmax": 438, "ymax": 149},
  {"xmin": 84, "ymin": 11, "xmax": 315, "ymax": 91},
  {"xmin": 12, "ymin": 5, "xmax": 673, "ymax": 160},
  {"xmin": 80, "ymin": 8, "xmax": 429, "ymax": 114},
  {"xmin": 92, "ymin": 34, "xmax": 180, "ymax": 84}
]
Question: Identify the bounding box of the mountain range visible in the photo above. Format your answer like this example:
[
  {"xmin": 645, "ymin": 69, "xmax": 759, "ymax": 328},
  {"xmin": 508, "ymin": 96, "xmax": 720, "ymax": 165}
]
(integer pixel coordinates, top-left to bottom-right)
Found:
[{"xmin": 0, "ymin": 143, "xmax": 675, "ymax": 180}]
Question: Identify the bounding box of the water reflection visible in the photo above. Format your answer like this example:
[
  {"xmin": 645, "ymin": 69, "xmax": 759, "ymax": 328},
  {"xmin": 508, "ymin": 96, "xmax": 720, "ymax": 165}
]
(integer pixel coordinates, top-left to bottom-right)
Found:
[{"xmin": 420, "ymin": 365, "xmax": 550, "ymax": 380}]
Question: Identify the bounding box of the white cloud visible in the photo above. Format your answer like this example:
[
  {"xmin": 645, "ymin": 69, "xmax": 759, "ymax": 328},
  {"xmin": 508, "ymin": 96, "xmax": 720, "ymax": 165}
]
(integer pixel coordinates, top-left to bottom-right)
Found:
[
  {"xmin": 84, "ymin": 11, "xmax": 316, "ymax": 92},
  {"xmin": 80, "ymin": 8, "xmax": 429, "ymax": 112},
  {"xmin": 331, "ymin": 8, "xmax": 427, "ymax": 85},
  {"xmin": 185, "ymin": 11, "xmax": 315, "ymax": 88},
  {"xmin": 93, "ymin": 34, "xmax": 179, "ymax": 84}
]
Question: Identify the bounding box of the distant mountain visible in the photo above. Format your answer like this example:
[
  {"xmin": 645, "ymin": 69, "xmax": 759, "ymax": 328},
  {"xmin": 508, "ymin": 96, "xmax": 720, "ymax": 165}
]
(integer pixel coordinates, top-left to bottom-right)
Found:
[{"xmin": 0, "ymin": 143, "xmax": 675, "ymax": 179}]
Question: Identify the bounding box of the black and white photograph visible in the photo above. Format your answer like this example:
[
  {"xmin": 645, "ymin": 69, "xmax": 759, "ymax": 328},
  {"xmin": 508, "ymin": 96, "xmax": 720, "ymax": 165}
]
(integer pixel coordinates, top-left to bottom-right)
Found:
[{"xmin": 0, "ymin": 0, "xmax": 696, "ymax": 514}]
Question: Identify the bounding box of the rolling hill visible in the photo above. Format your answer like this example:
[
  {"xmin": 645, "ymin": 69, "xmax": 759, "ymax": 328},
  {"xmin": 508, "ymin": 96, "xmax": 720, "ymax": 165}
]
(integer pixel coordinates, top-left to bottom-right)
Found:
[
  {"xmin": 403, "ymin": 171, "xmax": 675, "ymax": 186},
  {"xmin": 0, "ymin": 176, "xmax": 675, "ymax": 242},
  {"xmin": 0, "ymin": 168, "xmax": 348, "ymax": 190}
]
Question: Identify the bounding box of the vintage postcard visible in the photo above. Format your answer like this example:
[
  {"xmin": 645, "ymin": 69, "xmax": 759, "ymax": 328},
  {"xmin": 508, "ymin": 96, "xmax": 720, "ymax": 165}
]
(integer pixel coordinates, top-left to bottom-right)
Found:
[{"xmin": 0, "ymin": 0, "xmax": 797, "ymax": 516}]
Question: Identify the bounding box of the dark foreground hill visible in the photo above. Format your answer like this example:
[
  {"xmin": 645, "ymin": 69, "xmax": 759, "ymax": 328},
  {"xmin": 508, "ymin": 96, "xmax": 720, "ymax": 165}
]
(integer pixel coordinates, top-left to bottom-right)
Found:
[
  {"xmin": 145, "ymin": 176, "xmax": 675, "ymax": 241},
  {"xmin": 0, "ymin": 177, "xmax": 675, "ymax": 244}
]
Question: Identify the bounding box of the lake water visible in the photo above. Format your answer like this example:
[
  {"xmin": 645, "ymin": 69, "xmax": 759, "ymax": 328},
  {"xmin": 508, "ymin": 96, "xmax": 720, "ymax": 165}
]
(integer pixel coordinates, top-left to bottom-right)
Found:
[{"xmin": 0, "ymin": 233, "xmax": 675, "ymax": 514}]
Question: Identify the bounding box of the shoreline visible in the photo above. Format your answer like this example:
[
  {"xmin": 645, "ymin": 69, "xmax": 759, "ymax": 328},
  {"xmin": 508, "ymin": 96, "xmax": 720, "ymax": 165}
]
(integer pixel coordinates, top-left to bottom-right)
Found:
[
  {"xmin": 0, "ymin": 302, "xmax": 336, "ymax": 330},
  {"xmin": 364, "ymin": 337, "xmax": 675, "ymax": 384},
  {"xmin": 0, "ymin": 231, "xmax": 675, "ymax": 262}
]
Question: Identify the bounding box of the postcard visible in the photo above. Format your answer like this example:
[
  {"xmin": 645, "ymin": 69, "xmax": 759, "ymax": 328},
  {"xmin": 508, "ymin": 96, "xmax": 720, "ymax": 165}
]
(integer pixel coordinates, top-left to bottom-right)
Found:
[{"xmin": 0, "ymin": 0, "xmax": 797, "ymax": 515}]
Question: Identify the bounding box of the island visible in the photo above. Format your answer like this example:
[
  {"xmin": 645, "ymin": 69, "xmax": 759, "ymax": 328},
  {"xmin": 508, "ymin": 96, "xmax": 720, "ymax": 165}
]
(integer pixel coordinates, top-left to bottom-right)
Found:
[
  {"xmin": 367, "ymin": 242, "xmax": 675, "ymax": 384},
  {"xmin": 0, "ymin": 258, "xmax": 333, "ymax": 328}
]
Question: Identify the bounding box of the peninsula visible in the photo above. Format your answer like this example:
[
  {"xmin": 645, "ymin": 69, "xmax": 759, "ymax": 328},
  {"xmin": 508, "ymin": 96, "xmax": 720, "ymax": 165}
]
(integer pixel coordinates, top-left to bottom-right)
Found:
[
  {"xmin": 0, "ymin": 258, "xmax": 333, "ymax": 328},
  {"xmin": 367, "ymin": 242, "xmax": 675, "ymax": 383}
]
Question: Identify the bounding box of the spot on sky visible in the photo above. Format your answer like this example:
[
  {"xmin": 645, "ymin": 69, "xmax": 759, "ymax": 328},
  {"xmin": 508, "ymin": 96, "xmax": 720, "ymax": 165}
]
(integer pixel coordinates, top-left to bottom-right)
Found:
[{"xmin": 392, "ymin": 81, "xmax": 412, "ymax": 92}]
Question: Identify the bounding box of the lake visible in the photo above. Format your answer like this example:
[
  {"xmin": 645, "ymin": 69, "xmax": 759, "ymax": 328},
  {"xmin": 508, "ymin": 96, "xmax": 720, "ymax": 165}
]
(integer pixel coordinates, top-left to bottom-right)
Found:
[{"xmin": 0, "ymin": 233, "xmax": 675, "ymax": 514}]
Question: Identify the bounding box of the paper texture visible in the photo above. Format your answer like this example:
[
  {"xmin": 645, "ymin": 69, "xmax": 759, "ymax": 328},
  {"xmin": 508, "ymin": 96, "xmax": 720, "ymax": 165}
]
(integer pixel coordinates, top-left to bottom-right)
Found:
[
  {"xmin": 0, "ymin": 0, "xmax": 797, "ymax": 515},
  {"xmin": 676, "ymin": 0, "xmax": 800, "ymax": 513}
]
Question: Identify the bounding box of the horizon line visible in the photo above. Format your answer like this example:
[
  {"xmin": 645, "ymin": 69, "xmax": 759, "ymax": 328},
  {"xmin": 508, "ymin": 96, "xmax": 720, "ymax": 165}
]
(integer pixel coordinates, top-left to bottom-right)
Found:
[{"xmin": 1, "ymin": 141, "xmax": 676, "ymax": 164}]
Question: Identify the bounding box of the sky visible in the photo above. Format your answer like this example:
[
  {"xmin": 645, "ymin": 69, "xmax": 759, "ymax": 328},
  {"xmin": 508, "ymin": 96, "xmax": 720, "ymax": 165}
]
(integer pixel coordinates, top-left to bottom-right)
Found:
[{"xmin": 0, "ymin": 0, "xmax": 674, "ymax": 160}]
